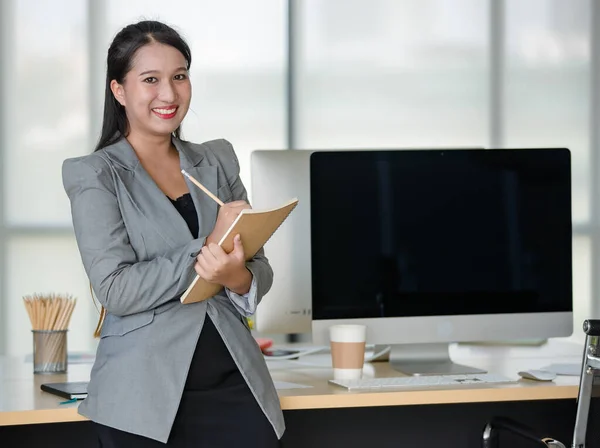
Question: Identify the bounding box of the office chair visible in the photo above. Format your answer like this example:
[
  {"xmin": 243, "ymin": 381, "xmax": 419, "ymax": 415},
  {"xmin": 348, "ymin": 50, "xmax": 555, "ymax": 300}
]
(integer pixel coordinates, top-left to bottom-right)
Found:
[{"xmin": 482, "ymin": 319, "xmax": 600, "ymax": 448}]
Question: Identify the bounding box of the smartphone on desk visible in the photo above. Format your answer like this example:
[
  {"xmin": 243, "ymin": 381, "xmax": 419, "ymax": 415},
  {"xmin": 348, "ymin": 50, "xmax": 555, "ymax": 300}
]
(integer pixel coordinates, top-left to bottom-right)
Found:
[{"xmin": 263, "ymin": 349, "xmax": 300, "ymax": 359}]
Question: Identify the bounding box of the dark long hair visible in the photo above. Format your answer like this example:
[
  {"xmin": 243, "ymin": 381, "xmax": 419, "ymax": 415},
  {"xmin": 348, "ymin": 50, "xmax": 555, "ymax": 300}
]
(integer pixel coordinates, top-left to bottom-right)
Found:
[{"xmin": 94, "ymin": 20, "xmax": 192, "ymax": 152}]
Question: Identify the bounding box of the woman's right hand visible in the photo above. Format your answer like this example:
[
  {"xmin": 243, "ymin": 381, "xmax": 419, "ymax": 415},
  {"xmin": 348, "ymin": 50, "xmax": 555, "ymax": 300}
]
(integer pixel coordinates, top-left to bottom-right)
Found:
[{"xmin": 205, "ymin": 200, "xmax": 251, "ymax": 246}]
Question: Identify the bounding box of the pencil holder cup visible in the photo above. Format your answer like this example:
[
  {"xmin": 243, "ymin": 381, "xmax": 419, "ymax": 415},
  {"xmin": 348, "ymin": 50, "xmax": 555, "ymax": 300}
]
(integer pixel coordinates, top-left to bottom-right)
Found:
[{"xmin": 32, "ymin": 330, "xmax": 67, "ymax": 374}]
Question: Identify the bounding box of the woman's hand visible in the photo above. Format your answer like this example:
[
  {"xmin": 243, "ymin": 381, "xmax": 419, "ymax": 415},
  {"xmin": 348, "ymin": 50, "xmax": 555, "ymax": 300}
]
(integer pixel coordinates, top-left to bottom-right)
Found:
[
  {"xmin": 205, "ymin": 200, "xmax": 251, "ymax": 246},
  {"xmin": 195, "ymin": 234, "xmax": 253, "ymax": 295}
]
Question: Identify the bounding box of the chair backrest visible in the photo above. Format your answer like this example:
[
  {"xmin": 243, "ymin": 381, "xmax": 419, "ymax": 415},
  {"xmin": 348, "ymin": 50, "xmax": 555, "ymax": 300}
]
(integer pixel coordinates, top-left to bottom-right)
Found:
[{"xmin": 572, "ymin": 319, "xmax": 600, "ymax": 447}]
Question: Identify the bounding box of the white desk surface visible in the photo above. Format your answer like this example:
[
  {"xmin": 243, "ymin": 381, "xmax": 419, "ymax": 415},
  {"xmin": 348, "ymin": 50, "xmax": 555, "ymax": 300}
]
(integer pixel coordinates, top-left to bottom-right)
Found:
[{"xmin": 0, "ymin": 338, "xmax": 586, "ymax": 426}]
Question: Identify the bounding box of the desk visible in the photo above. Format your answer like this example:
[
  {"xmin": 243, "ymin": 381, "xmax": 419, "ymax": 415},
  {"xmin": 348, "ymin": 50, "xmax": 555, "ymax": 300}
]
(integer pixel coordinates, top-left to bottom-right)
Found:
[{"xmin": 0, "ymin": 338, "xmax": 597, "ymax": 447}]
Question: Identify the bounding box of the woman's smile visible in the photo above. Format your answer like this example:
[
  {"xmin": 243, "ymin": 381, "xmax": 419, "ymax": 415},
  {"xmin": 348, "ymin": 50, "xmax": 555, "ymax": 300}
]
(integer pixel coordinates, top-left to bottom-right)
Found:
[{"xmin": 152, "ymin": 105, "xmax": 178, "ymax": 119}]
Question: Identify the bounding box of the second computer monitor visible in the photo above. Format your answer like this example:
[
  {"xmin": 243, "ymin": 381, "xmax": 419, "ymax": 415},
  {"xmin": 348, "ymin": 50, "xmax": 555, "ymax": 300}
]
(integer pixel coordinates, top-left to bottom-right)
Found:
[{"xmin": 250, "ymin": 149, "xmax": 314, "ymax": 335}]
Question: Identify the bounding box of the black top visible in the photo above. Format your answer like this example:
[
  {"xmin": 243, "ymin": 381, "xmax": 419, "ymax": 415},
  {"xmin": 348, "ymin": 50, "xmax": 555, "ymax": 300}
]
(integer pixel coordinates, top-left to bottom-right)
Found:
[
  {"xmin": 169, "ymin": 193, "xmax": 244, "ymax": 390},
  {"xmin": 169, "ymin": 193, "xmax": 199, "ymax": 239}
]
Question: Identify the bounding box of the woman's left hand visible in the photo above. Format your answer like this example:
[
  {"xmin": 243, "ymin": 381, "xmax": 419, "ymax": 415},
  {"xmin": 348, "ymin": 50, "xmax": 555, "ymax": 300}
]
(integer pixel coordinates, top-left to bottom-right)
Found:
[{"xmin": 194, "ymin": 234, "xmax": 252, "ymax": 295}]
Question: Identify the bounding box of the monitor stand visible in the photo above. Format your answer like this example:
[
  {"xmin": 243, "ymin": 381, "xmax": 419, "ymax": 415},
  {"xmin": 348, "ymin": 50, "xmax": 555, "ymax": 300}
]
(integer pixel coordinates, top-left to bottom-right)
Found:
[{"xmin": 374, "ymin": 343, "xmax": 486, "ymax": 376}]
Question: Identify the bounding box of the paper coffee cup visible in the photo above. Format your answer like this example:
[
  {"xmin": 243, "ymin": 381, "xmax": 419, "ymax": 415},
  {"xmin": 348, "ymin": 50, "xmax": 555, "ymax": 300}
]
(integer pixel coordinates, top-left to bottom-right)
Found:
[{"xmin": 329, "ymin": 324, "xmax": 366, "ymax": 380}]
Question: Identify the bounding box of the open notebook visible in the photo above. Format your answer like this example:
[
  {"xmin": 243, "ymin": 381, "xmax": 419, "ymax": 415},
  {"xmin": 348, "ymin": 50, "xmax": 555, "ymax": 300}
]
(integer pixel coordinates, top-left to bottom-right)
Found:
[{"xmin": 180, "ymin": 198, "xmax": 299, "ymax": 304}]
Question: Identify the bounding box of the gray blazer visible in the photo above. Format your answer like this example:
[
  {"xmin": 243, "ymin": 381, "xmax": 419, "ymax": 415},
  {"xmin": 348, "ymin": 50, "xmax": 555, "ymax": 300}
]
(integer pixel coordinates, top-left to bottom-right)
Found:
[{"xmin": 62, "ymin": 137, "xmax": 285, "ymax": 443}]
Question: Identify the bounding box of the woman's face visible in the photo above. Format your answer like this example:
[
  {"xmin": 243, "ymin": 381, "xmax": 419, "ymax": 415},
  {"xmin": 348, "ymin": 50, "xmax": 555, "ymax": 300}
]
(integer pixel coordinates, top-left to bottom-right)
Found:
[{"xmin": 111, "ymin": 42, "xmax": 191, "ymax": 139}]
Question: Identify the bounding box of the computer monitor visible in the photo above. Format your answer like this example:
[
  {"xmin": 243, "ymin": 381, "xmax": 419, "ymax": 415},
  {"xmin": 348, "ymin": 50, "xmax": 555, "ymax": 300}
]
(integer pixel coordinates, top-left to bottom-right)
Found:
[
  {"xmin": 310, "ymin": 148, "xmax": 573, "ymax": 376},
  {"xmin": 250, "ymin": 150, "xmax": 314, "ymax": 334}
]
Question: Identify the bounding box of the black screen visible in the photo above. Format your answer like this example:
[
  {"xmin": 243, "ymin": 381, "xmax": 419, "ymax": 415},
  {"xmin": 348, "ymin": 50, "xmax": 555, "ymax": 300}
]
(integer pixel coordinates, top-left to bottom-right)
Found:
[{"xmin": 310, "ymin": 149, "xmax": 572, "ymax": 320}]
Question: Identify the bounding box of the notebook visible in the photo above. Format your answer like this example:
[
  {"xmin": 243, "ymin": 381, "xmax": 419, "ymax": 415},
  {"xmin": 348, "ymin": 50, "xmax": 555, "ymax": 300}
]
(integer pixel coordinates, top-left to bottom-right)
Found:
[
  {"xmin": 40, "ymin": 381, "xmax": 88, "ymax": 400},
  {"xmin": 180, "ymin": 198, "xmax": 299, "ymax": 304}
]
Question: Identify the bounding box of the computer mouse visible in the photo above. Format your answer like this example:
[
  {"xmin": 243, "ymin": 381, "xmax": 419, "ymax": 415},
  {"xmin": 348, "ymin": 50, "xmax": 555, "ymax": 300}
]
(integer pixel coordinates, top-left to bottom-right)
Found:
[{"xmin": 518, "ymin": 369, "xmax": 557, "ymax": 382}]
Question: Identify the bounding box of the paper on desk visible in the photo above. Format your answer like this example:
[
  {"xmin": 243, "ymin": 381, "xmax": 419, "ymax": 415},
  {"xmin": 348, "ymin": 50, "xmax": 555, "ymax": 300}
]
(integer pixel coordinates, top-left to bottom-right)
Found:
[
  {"xmin": 274, "ymin": 381, "xmax": 313, "ymax": 390},
  {"xmin": 539, "ymin": 363, "xmax": 581, "ymax": 376}
]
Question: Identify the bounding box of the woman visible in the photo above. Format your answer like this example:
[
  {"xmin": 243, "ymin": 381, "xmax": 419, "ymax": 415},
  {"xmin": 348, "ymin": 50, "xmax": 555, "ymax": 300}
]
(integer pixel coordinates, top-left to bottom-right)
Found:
[{"xmin": 62, "ymin": 20, "xmax": 284, "ymax": 446}]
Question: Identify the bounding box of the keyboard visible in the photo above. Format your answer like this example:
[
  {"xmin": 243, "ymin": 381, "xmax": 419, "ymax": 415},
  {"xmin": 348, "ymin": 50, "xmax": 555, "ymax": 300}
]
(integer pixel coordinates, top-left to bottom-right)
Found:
[{"xmin": 329, "ymin": 373, "xmax": 515, "ymax": 391}]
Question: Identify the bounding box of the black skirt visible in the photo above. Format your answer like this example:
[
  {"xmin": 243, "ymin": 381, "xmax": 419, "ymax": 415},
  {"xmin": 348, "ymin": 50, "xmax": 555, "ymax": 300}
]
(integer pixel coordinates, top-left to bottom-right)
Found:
[{"xmin": 94, "ymin": 316, "xmax": 279, "ymax": 447}]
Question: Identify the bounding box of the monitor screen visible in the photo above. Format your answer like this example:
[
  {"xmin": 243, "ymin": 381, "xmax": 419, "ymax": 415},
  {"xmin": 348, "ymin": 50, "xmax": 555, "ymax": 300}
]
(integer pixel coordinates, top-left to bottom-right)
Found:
[{"xmin": 310, "ymin": 149, "xmax": 572, "ymax": 321}]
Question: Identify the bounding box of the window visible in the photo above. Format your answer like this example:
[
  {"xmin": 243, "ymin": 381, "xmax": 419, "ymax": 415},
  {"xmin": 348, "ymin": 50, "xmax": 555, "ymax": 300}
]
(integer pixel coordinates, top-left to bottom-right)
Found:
[
  {"xmin": 2, "ymin": 0, "xmax": 90, "ymax": 356},
  {"xmin": 296, "ymin": 0, "xmax": 489, "ymax": 148},
  {"xmin": 0, "ymin": 1, "xmax": 595, "ymax": 355}
]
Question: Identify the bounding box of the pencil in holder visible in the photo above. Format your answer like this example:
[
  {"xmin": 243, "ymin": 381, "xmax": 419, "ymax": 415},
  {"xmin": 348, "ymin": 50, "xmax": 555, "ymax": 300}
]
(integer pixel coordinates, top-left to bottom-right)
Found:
[
  {"xmin": 32, "ymin": 329, "xmax": 68, "ymax": 374},
  {"xmin": 22, "ymin": 293, "xmax": 77, "ymax": 374}
]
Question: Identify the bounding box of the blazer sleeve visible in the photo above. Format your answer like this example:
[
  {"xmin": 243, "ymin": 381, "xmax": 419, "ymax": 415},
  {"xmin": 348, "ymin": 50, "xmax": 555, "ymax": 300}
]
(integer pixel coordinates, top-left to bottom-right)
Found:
[
  {"xmin": 210, "ymin": 139, "xmax": 274, "ymax": 316},
  {"xmin": 62, "ymin": 157, "xmax": 205, "ymax": 317}
]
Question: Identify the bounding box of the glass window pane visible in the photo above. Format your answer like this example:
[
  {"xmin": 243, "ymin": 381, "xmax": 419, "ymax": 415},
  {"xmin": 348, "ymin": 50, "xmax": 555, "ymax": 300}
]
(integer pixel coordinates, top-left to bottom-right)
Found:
[
  {"xmin": 572, "ymin": 235, "xmax": 591, "ymax": 343},
  {"xmin": 105, "ymin": 0, "xmax": 286, "ymax": 194},
  {"xmin": 505, "ymin": 0, "xmax": 590, "ymax": 224},
  {"xmin": 5, "ymin": 0, "xmax": 89, "ymax": 226},
  {"xmin": 6, "ymin": 235, "xmax": 97, "ymax": 357},
  {"xmin": 297, "ymin": 0, "xmax": 489, "ymax": 148}
]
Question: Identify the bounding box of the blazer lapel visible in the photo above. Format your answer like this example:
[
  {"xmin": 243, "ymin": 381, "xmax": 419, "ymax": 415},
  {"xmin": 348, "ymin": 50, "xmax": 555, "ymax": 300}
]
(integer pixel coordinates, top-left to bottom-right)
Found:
[
  {"xmin": 131, "ymin": 163, "xmax": 194, "ymax": 247},
  {"xmin": 103, "ymin": 137, "xmax": 219, "ymax": 248},
  {"xmin": 175, "ymin": 139, "xmax": 219, "ymax": 240},
  {"xmin": 103, "ymin": 138, "xmax": 193, "ymax": 249}
]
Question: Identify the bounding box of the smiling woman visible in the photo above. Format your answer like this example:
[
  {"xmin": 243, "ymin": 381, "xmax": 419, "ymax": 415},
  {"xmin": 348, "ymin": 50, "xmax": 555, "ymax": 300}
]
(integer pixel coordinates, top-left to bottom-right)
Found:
[
  {"xmin": 109, "ymin": 44, "xmax": 191, "ymax": 142},
  {"xmin": 61, "ymin": 20, "xmax": 283, "ymax": 447},
  {"xmin": 95, "ymin": 22, "xmax": 193, "ymax": 151}
]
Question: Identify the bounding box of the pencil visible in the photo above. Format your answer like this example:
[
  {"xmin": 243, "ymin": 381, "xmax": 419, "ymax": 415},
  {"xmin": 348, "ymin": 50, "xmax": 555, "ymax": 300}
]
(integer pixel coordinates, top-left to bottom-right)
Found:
[
  {"xmin": 181, "ymin": 169, "xmax": 224, "ymax": 206},
  {"xmin": 23, "ymin": 293, "xmax": 77, "ymax": 331}
]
